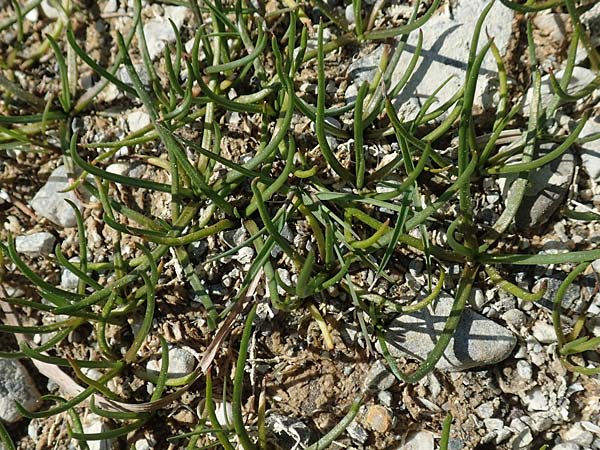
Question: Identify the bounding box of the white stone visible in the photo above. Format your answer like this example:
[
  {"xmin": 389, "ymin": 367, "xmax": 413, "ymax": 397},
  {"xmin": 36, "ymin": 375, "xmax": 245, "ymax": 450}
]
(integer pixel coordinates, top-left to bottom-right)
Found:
[
  {"xmin": 0, "ymin": 359, "xmax": 41, "ymax": 423},
  {"xmin": 30, "ymin": 166, "xmax": 86, "ymax": 228},
  {"xmin": 578, "ymin": 115, "xmax": 600, "ymax": 182},
  {"xmin": 532, "ymin": 321, "xmax": 557, "ymax": 344},
  {"xmin": 523, "ymin": 387, "xmax": 548, "ymax": 411},
  {"xmin": 15, "ymin": 232, "xmax": 55, "ymax": 257},
  {"xmin": 126, "ymin": 110, "xmax": 151, "ymax": 132},
  {"xmin": 106, "ymin": 163, "xmax": 130, "ymax": 177},
  {"xmin": 143, "ymin": 6, "xmax": 188, "ymax": 60},
  {"xmin": 24, "ymin": 6, "xmax": 38, "ymax": 21},
  {"xmin": 516, "ymin": 360, "xmax": 532, "ymax": 381},
  {"xmin": 146, "ymin": 347, "xmax": 196, "ymax": 378},
  {"xmin": 484, "ymin": 418, "xmax": 504, "ymax": 431},
  {"xmin": 82, "ymin": 414, "xmax": 112, "ymax": 450},
  {"xmin": 40, "ymin": 0, "xmax": 60, "ymax": 18},
  {"xmin": 524, "ymin": 67, "xmax": 597, "ymax": 111},
  {"xmin": 378, "ymin": 293, "xmax": 516, "ymax": 371},
  {"xmin": 213, "ymin": 401, "xmax": 233, "ymax": 426},
  {"xmin": 552, "ymin": 443, "xmax": 581, "ymax": 450},
  {"xmin": 61, "ymin": 257, "xmax": 81, "ymax": 291},
  {"xmin": 475, "ymin": 401, "xmax": 495, "ymax": 419},
  {"xmin": 397, "ymin": 431, "xmax": 435, "ymax": 450}
]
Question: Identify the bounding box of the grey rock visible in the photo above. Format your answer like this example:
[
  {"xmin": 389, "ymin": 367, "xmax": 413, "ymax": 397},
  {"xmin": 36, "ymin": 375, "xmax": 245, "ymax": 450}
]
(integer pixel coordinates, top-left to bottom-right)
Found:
[
  {"xmin": 564, "ymin": 423, "xmax": 595, "ymax": 447},
  {"xmin": 581, "ymin": 2, "xmax": 600, "ymax": 47},
  {"xmin": 475, "ymin": 401, "xmax": 495, "ymax": 419},
  {"xmin": 523, "ymin": 387, "xmax": 548, "ymax": 411},
  {"xmin": 516, "ymin": 360, "xmax": 533, "ymax": 381},
  {"xmin": 0, "ymin": 359, "xmax": 41, "ymax": 423},
  {"xmin": 524, "ymin": 67, "xmax": 597, "ymax": 111},
  {"xmin": 347, "ymin": 420, "xmax": 369, "ymax": 444},
  {"xmin": 82, "ymin": 414, "xmax": 112, "ymax": 450},
  {"xmin": 552, "ymin": 443, "xmax": 581, "ymax": 450},
  {"xmin": 61, "ymin": 257, "xmax": 81, "ymax": 291},
  {"xmin": 30, "ymin": 166, "xmax": 85, "ymax": 228},
  {"xmin": 502, "ymin": 309, "xmax": 526, "ymax": 328},
  {"xmin": 499, "ymin": 144, "xmax": 575, "ymax": 230},
  {"xmin": 364, "ymin": 359, "xmax": 396, "ymax": 391},
  {"xmin": 578, "ymin": 115, "xmax": 600, "ymax": 182},
  {"xmin": 146, "ymin": 347, "xmax": 196, "ymax": 378},
  {"xmin": 15, "ymin": 232, "xmax": 55, "ymax": 257},
  {"xmin": 390, "ymin": 0, "xmax": 513, "ymax": 111},
  {"xmin": 266, "ymin": 414, "xmax": 312, "ymax": 450},
  {"xmin": 398, "ymin": 431, "xmax": 435, "ymax": 450},
  {"xmin": 378, "ymin": 293, "xmax": 516, "ymax": 371}
]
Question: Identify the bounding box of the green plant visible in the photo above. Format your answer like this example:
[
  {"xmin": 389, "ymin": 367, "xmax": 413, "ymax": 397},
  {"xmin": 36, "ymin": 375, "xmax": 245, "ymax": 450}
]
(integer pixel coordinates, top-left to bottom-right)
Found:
[{"xmin": 0, "ymin": 0, "xmax": 599, "ymax": 448}]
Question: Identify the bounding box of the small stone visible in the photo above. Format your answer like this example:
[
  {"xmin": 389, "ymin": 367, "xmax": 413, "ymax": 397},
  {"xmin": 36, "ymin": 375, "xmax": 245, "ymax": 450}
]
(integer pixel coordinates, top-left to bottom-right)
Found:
[
  {"xmin": 475, "ymin": 401, "xmax": 495, "ymax": 419},
  {"xmin": 398, "ymin": 431, "xmax": 435, "ymax": 450},
  {"xmin": 532, "ymin": 321, "xmax": 557, "ymax": 344},
  {"xmin": 523, "ymin": 387, "xmax": 548, "ymax": 411},
  {"xmin": 82, "ymin": 414, "xmax": 112, "ymax": 450},
  {"xmin": 15, "ymin": 232, "xmax": 55, "ymax": 257},
  {"xmin": 0, "ymin": 360, "xmax": 41, "ymax": 423},
  {"xmin": 40, "ymin": 0, "xmax": 60, "ymax": 18},
  {"xmin": 345, "ymin": 4, "xmax": 355, "ymax": 24},
  {"xmin": 347, "ymin": 420, "xmax": 369, "ymax": 444},
  {"xmin": 143, "ymin": 6, "xmax": 188, "ymax": 60},
  {"xmin": 172, "ymin": 409, "xmax": 196, "ymax": 424},
  {"xmin": 581, "ymin": 2, "xmax": 600, "ymax": 47},
  {"xmin": 146, "ymin": 347, "xmax": 196, "ymax": 378},
  {"xmin": 30, "ymin": 165, "xmax": 86, "ymax": 228},
  {"xmin": 378, "ymin": 293, "xmax": 516, "ymax": 371},
  {"xmin": 485, "ymin": 418, "xmax": 504, "ymax": 431},
  {"xmin": 212, "ymin": 401, "xmax": 233, "ymax": 426},
  {"xmin": 552, "ymin": 443, "xmax": 581, "ymax": 450},
  {"xmin": 126, "ymin": 110, "xmax": 151, "ymax": 132},
  {"xmin": 516, "ymin": 360, "xmax": 533, "ymax": 381},
  {"xmin": 563, "ymin": 423, "xmax": 595, "ymax": 447},
  {"xmin": 365, "ymin": 405, "xmax": 393, "ymax": 433},
  {"xmin": 377, "ymin": 390, "xmax": 392, "ymax": 407},
  {"xmin": 578, "ymin": 116, "xmax": 600, "ymax": 182},
  {"xmin": 266, "ymin": 414, "xmax": 312, "ymax": 450},
  {"xmin": 364, "ymin": 360, "xmax": 395, "ymax": 391},
  {"xmin": 61, "ymin": 257, "xmax": 81, "ymax": 291},
  {"xmin": 134, "ymin": 438, "xmax": 154, "ymax": 450},
  {"xmin": 502, "ymin": 309, "xmax": 526, "ymax": 328},
  {"xmin": 512, "ymin": 427, "xmax": 534, "ymax": 449},
  {"xmin": 106, "ymin": 163, "xmax": 130, "ymax": 176}
]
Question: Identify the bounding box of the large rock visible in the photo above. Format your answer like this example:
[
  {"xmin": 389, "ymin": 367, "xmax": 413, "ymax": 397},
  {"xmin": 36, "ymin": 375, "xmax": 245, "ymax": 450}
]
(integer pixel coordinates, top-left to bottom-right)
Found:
[
  {"xmin": 499, "ymin": 144, "xmax": 575, "ymax": 230},
  {"xmin": 29, "ymin": 166, "xmax": 85, "ymax": 228},
  {"xmin": 0, "ymin": 359, "xmax": 41, "ymax": 423},
  {"xmin": 378, "ymin": 293, "xmax": 516, "ymax": 371}
]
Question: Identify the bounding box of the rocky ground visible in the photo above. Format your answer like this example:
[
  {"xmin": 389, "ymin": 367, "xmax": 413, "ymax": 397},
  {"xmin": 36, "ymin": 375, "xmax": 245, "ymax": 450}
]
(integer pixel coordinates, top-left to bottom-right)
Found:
[{"xmin": 1, "ymin": 0, "xmax": 600, "ymax": 449}]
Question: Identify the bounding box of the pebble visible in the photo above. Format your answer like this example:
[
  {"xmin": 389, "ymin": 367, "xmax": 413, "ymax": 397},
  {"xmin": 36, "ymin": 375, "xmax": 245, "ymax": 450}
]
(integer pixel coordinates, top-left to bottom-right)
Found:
[
  {"xmin": 266, "ymin": 413, "xmax": 312, "ymax": 450},
  {"xmin": 143, "ymin": 6, "xmax": 188, "ymax": 60},
  {"xmin": 397, "ymin": 431, "xmax": 435, "ymax": 450},
  {"xmin": 0, "ymin": 359, "xmax": 41, "ymax": 423},
  {"xmin": 378, "ymin": 293, "xmax": 516, "ymax": 371},
  {"xmin": 516, "ymin": 360, "xmax": 533, "ymax": 381},
  {"xmin": 581, "ymin": 2, "xmax": 600, "ymax": 47},
  {"xmin": 364, "ymin": 360, "xmax": 396, "ymax": 391},
  {"xmin": 502, "ymin": 309, "xmax": 526, "ymax": 328},
  {"xmin": 365, "ymin": 405, "xmax": 393, "ymax": 433},
  {"xmin": 82, "ymin": 414, "xmax": 112, "ymax": 450},
  {"xmin": 484, "ymin": 418, "xmax": 504, "ymax": 431},
  {"xmin": 15, "ymin": 232, "xmax": 55, "ymax": 257},
  {"xmin": 106, "ymin": 163, "xmax": 130, "ymax": 177},
  {"xmin": 126, "ymin": 110, "xmax": 151, "ymax": 132},
  {"xmin": 532, "ymin": 321, "xmax": 557, "ymax": 344},
  {"xmin": 347, "ymin": 420, "xmax": 369, "ymax": 444},
  {"xmin": 475, "ymin": 401, "xmax": 495, "ymax": 419},
  {"xmin": 29, "ymin": 165, "xmax": 86, "ymax": 228},
  {"xmin": 552, "ymin": 443, "xmax": 581, "ymax": 450},
  {"xmin": 523, "ymin": 387, "xmax": 549, "ymax": 411},
  {"xmin": 146, "ymin": 347, "xmax": 196, "ymax": 379},
  {"xmin": 578, "ymin": 115, "xmax": 600, "ymax": 182},
  {"xmin": 563, "ymin": 423, "xmax": 595, "ymax": 447},
  {"xmin": 60, "ymin": 257, "xmax": 81, "ymax": 291}
]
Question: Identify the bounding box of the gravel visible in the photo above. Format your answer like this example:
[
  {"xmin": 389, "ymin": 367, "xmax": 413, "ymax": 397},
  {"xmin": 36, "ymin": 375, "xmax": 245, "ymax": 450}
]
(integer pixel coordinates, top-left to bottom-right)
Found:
[{"xmin": 379, "ymin": 293, "xmax": 517, "ymax": 371}]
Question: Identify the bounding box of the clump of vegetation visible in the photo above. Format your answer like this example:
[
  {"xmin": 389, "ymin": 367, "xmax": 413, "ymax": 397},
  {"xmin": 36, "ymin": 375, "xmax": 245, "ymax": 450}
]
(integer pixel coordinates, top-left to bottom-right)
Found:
[{"xmin": 0, "ymin": 0, "xmax": 599, "ymax": 448}]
